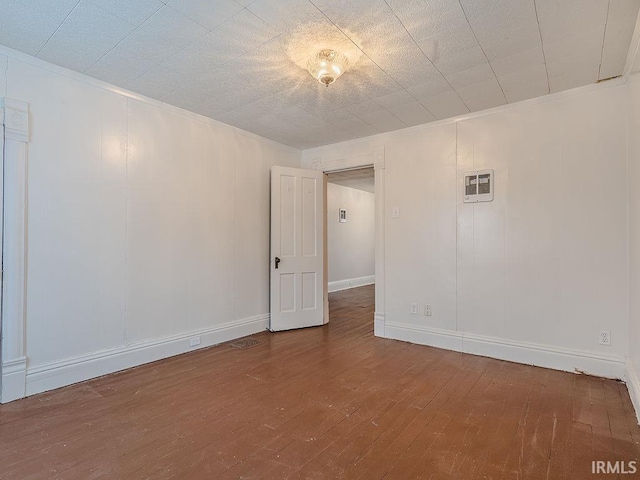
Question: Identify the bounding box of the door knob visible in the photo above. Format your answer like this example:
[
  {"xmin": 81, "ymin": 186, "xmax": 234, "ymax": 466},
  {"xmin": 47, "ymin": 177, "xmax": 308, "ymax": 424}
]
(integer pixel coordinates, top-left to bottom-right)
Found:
[{"xmin": 275, "ymin": 257, "xmax": 281, "ymax": 269}]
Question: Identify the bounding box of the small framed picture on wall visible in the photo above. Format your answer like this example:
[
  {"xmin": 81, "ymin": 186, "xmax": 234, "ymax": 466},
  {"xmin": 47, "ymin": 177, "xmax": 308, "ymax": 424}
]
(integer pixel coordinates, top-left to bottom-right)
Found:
[{"xmin": 339, "ymin": 209, "xmax": 347, "ymax": 223}]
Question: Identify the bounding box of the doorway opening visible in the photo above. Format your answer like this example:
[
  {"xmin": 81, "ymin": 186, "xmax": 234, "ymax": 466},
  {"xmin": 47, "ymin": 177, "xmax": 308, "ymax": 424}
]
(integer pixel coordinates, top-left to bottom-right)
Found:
[
  {"xmin": 270, "ymin": 146, "xmax": 384, "ymax": 335},
  {"xmin": 325, "ymin": 167, "xmax": 375, "ymax": 325}
]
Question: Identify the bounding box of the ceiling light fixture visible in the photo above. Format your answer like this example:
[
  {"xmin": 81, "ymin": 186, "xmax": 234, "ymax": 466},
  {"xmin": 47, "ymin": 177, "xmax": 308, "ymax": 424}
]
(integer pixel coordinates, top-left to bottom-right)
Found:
[{"xmin": 307, "ymin": 49, "xmax": 349, "ymax": 87}]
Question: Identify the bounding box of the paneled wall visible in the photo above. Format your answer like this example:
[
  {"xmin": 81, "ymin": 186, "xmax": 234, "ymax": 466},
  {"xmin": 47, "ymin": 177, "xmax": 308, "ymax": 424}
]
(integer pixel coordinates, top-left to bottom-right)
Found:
[
  {"xmin": 2, "ymin": 54, "xmax": 299, "ymax": 395},
  {"xmin": 327, "ymin": 182, "xmax": 375, "ymax": 290},
  {"xmin": 303, "ymin": 83, "xmax": 629, "ymax": 378},
  {"xmin": 456, "ymin": 93, "xmax": 627, "ymax": 353},
  {"xmin": 383, "ymin": 124, "xmax": 458, "ymax": 333}
]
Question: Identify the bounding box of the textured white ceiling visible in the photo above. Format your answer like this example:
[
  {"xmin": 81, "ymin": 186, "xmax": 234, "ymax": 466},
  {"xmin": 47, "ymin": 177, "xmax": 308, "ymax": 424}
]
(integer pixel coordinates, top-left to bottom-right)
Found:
[
  {"xmin": 327, "ymin": 167, "xmax": 375, "ymax": 193},
  {"xmin": 1, "ymin": 0, "xmax": 638, "ymax": 149}
]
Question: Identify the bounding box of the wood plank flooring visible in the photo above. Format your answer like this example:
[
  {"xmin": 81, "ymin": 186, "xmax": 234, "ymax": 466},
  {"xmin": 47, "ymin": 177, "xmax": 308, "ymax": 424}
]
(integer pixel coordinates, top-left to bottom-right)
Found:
[{"xmin": 1, "ymin": 285, "xmax": 639, "ymax": 479}]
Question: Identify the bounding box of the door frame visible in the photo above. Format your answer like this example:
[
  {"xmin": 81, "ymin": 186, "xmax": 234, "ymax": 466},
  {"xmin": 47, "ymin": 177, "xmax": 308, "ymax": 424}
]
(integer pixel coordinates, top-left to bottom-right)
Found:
[
  {"xmin": 309, "ymin": 146, "xmax": 385, "ymax": 337},
  {"xmin": 1, "ymin": 98, "xmax": 30, "ymax": 403},
  {"xmin": 0, "ymin": 106, "xmax": 4, "ymax": 395}
]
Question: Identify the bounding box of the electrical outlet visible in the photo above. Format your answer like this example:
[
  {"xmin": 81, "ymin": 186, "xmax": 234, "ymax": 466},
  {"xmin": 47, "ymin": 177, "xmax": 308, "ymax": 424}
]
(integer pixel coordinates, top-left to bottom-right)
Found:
[
  {"xmin": 392, "ymin": 207, "xmax": 400, "ymax": 218},
  {"xmin": 410, "ymin": 303, "xmax": 418, "ymax": 315},
  {"xmin": 189, "ymin": 336, "xmax": 201, "ymax": 347},
  {"xmin": 424, "ymin": 305, "xmax": 432, "ymax": 316},
  {"xmin": 599, "ymin": 330, "xmax": 611, "ymax": 346}
]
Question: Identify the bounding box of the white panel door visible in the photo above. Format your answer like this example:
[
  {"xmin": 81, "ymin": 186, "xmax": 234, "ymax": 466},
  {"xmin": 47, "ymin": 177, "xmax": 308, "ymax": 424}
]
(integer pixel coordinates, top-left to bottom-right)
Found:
[{"xmin": 270, "ymin": 166, "xmax": 324, "ymax": 331}]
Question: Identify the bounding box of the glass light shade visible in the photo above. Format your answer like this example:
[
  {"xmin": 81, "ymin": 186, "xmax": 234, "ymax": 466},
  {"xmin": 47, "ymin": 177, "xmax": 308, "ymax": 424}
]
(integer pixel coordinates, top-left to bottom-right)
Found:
[{"xmin": 307, "ymin": 49, "xmax": 349, "ymax": 86}]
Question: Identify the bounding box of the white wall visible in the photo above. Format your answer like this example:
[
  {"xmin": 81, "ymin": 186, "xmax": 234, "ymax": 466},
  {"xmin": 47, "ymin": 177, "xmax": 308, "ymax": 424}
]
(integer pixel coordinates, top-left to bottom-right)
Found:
[
  {"xmin": 304, "ymin": 83, "xmax": 630, "ymax": 379},
  {"xmin": 628, "ymin": 66, "xmax": 640, "ymax": 420},
  {"xmin": 327, "ymin": 182, "xmax": 375, "ymax": 291},
  {"xmin": 1, "ymin": 51, "xmax": 300, "ymax": 397}
]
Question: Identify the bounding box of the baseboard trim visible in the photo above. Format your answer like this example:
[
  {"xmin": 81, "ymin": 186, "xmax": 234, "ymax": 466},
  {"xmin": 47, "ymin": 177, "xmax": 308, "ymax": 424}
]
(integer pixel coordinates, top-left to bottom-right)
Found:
[
  {"xmin": 1, "ymin": 357, "xmax": 27, "ymax": 403},
  {"xmin": 23, "ymin": 314, "xmax": 269, "ymax": 398},
  {"xmin": 385, "ymin": 321, "xmax": 626, "ymax": 380},
  {"xmin": 626, "ymin": 360, "xmax": 640, "ymax": 424},
  {"xmin": 374, "ymin": 312, "xmax": 385, "ymax": 337},
  {"xmin": 328, "ymin": 275, "xmax": 375, "ymax": 293}
]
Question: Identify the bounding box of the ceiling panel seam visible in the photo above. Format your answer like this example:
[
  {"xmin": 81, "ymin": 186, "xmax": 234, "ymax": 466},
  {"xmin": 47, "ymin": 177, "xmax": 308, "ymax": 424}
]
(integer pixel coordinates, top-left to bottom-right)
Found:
[
  {"xmin": 35, "ymin": 0, "xmax": 82, "ymax": 56},
  {"xmin": 383, "ymin": 0, "xmax": 471, "ymax": 114},
  {"xmin": 124, "ymin": 8, "xmax": 272, "ymax": 96},
  {"xmin": 81, "ymin": 3, "xmax": 243, "ymax": 76},
  {"xmin": 532, "ymin": 0, "xmax": 551, "ymax": 95},
  {"xmin": 456, "ymin": 0, "xmax": 507, "ymax": 104},
  {"xmin": 78, "ymin": 3, "xmax": 169, "ymax": 73},
  {"xmin": 380, "ymin": 0, "xmax": 447, "ymax": 119},
  {"xmin": 597, "ymin": 0, "xmax": 612, "ymax": 80}
]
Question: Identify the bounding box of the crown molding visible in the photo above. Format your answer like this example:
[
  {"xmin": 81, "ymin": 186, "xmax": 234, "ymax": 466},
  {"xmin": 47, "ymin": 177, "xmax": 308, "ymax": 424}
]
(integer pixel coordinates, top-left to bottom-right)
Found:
[
  {"xmin": 302, "ymin": 76, "xmax": 627, "ymax": 155},
  {"xmin": 0, "ymin": 45, "xmax": 300, "ymax": 155}
]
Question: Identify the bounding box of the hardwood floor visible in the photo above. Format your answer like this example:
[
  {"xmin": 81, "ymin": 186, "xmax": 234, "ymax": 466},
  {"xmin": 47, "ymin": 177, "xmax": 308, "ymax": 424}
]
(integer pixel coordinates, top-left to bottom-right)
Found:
[{"xmin": 1, "ymin": 285, "xmax": 639, "ymax": 479}]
